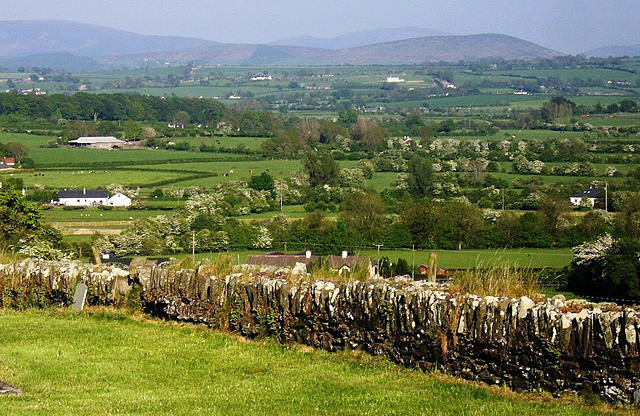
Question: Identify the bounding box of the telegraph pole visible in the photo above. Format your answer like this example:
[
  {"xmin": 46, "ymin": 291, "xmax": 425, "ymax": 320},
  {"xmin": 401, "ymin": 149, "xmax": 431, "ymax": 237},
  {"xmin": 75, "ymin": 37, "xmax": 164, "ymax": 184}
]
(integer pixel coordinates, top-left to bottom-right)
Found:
[
  {"xmin": 374, "ymin": 244, "xmax": 384, "ymax": 269},
  {"xmin": 605, "ymin": 182, "xmax": 608, "ymax": 212},
  {"xmin": 411, "ymin": 244, "xmax": 415, "ymax": 280},
  {"xmin": 280, "ymin": 181, "xmax": 283, "ymax": 212},
  {"xmin": 192, "ymin": 231, "xmax": 196, "ymax": 265}
]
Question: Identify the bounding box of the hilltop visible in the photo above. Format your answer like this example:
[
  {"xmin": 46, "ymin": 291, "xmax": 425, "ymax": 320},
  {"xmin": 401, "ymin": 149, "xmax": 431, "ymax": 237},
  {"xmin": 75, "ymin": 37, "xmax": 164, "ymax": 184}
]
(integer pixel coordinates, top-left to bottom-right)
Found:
[
  {"xmin": 0, "ymin": 20, "xmax": 216, "ymax": 57},
  {"xmin": 583, "ymin": 44, "xmax": 640, "ymax": 58},
  {"xmin": 101, "ymin": 33, "xmax": 563, "ymax": 67},
  {"xmin": 269, "ymin": 26, "xmax": 449, "ymax": 49},
  {"xmin": 0, "ymin": 21, "xmax": 563, "ymax": 70}
]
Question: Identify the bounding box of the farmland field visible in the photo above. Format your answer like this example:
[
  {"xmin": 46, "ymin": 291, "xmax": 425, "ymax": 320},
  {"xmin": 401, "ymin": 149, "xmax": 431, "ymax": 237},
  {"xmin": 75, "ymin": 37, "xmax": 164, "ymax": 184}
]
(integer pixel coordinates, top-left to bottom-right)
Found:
[
  {"xmin": 0, "ymin": 310, "xmax": 615, "ymax": 415},
  {"xmin": 4, "ymin": 169, "xmax": 193, "ymax": 188},
  {"xmin": 182, "ymin": 248, "xmax": 574, "ymax": 270}
]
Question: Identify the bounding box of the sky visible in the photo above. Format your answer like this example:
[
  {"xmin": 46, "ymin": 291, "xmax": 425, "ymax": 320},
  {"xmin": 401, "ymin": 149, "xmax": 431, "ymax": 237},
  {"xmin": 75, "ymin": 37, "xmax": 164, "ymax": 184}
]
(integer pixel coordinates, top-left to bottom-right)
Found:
[{"xmin": 1, "ymin": 0, "xmax": 639, "ymax": 53}]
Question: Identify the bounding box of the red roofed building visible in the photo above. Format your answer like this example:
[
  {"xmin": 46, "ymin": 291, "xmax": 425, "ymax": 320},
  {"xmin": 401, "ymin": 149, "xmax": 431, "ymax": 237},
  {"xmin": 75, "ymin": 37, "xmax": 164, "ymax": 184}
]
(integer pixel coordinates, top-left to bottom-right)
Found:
[{"xmin": 3, "ymin": 157, "xmax": 15, "ymax": 166}]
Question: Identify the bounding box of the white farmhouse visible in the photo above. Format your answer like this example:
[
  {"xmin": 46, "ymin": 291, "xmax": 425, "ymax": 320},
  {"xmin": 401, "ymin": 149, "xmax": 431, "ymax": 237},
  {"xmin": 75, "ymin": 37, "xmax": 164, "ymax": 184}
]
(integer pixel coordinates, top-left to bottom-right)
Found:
[
  {"xmin": 386, "ymin": 76, "xmax": 405, "ymax": 83},
  {"xmin": 569, "ymin": 188, "xmax": 601, "ymax": 207},
  {"xmin": 107, "ymin": 192, "xmax": 132, "ymax": 207},
  {"xmin": 55, "ymin": 189, "xmax": 132, "ymax": 207},
  {"xmin": 56, "ymin": 189, "xmax": 109, "ymax": 206}
]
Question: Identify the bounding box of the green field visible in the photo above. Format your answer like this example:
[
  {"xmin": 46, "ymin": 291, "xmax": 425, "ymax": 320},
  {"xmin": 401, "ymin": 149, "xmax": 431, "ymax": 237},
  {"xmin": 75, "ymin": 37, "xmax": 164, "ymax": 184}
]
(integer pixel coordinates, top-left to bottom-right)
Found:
[
  {"xmin": 183, "ymin": 248, "xmax": 574, "ymax": 270},
  {"xmin": 6, "ymin": 169, "xmax": 192, "ymax": 188},
  {"xmin": 0, "ymin": 309, "xmax": 615, "ymax": 415},
  {"xmin": 44, "ymin": 208, "xmax": 173, "ymax": 222},
  {"xmin": 0, "ymin": 133, "xmax": 251, "ymax": 167}
]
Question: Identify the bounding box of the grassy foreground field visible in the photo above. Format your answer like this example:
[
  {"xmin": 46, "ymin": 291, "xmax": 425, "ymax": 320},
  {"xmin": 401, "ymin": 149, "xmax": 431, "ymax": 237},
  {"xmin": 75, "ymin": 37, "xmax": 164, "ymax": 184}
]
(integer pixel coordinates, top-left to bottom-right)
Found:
[{"xmin": 0, "ymin": 309, "xmax": 619, "ymax": 415}]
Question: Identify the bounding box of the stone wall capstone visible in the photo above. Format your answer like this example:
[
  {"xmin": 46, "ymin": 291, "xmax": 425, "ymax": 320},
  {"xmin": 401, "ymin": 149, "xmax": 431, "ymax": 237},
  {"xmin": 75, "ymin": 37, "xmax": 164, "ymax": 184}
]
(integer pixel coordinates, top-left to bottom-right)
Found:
[{"xmin": 1, "ymin": 259, "xmax": 639, "ymax": 403}]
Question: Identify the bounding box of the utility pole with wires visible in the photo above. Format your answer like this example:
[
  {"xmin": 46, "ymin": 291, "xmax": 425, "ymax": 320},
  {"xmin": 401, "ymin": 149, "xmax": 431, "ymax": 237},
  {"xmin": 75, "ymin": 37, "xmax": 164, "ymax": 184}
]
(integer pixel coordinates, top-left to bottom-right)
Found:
[
  {"xmin": 411, "ymin": 244, "xmax": 415, "ymax": 280},
  {"xmin": 605, "ymin": 181, "xmax": 608, "ymax": 212},
  {"xmin": 374, "ymin": 243, "xmax": 384, "ymax": 270},
  {"xmin": 192, "ymin": 231, "xmax": 196, "ymax": 265}
]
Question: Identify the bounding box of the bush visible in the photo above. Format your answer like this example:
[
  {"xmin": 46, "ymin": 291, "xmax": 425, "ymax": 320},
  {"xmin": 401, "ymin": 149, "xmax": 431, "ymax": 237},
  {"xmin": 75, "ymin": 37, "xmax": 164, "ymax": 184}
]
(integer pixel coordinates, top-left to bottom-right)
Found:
[
  {"xmin": 394, "ymin": 258, "xmax": 411, "ymax": 276},
  {"xmin": 20, "ymin": 158, "xmax": 35, "ymax": 169},
  {"xmin": 568, "ymin": 236, "xmax": 640, "ymax": 301}
]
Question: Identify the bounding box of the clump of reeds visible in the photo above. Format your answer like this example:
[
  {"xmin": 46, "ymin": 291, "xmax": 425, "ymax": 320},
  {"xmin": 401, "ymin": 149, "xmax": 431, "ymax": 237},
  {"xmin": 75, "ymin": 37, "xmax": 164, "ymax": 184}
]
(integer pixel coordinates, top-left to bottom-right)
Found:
[
  {"xmin": 449, "ymin": 264, "xmax": 540, "ymax": 299},
  {"xmin": 0, "ymin": 246, "xmax": 21, "ymax": 265},
  {"xmin": 196, "ymin": 254, "xmax": 235, "ymax": 278},
  {"xmin": 307, "ymin": 258, "xmax": 371, "ymax": 283},
  {"xmin": 169, "ymin": 254, "xmax": 236, "ymax": 278}
]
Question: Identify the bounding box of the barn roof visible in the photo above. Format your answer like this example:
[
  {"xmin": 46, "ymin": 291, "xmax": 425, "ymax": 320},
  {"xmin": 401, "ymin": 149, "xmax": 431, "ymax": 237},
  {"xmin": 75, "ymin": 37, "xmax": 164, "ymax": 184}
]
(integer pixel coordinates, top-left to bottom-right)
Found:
[
  {"xmin": 571, "ymin": 188, "xmax": 601, "ymax": 199},
  {"xmin": 69, "ymin": 136, "xmax": 125, "ymax": 144},
  {"xmin": 58, "ymin": 189, "xmax": 109, "ymax": 199}
]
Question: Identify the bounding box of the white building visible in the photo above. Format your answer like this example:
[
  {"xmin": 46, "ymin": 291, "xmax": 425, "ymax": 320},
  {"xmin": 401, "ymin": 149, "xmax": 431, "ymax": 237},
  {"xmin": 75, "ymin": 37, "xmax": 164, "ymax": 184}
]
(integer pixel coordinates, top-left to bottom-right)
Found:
[
  {"xmin": 569, "ymin": 188, "xmax": 601, "ymax": 207},
  {"xmin": 251, "ymin": 74, "xmax": 272, "ymax": 81},
  {"xmin": 107, "ymin": 192, "xmax": 132, "ymax": 207},
  {"xmin": 386, "ymin": 76, "xmax": 405, "ymax": 83},
  {"xmin": 56, "ymin": 189, "xmax": 109, "ymax": 206},
  {"xmin": 55, "ymin": 189, "xmax": 132, "ymax": 207},
  {"xmin": 68, "ymin": 137, "xmax": 127, "ymax": 149}
]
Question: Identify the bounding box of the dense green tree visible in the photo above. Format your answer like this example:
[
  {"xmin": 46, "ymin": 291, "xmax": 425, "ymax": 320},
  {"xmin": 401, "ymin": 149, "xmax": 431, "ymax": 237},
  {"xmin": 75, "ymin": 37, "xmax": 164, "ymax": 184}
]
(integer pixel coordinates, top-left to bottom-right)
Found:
[
  {"xmin": 537, "ymin": 194, "xmax": 570, "ymax": 239},
  {"xmin": 517, "ymin": 212, "xmax": 552, "ymax": 247},
  {"xmin": 568, "ymin": 238, "xmax": 640, "ymax": 300},
  {"xmin": 340, "ymin": 191, "xmax": 386, "ymax": 244},
  {"xmin": 406, "ymin": 155, "xmax": 433, "ymax": 198},
  {"xmin": 494, "ymin": 211, "xmax": 521, "ymax": 247},
  {"xmin": 615, "ymin": 194, "xmax": 640, "ymax": 239},
  {"xmin": 173, "ymin": 110, "xmax": 191, "ymax": 126},
  {"xmin": 303, "ymin": 151, "xmax": 340, "ymax": 187},
  {"xmin": 619, "ymin": 99, "xmax": 637, "ymax": 113},
  {"xmin": 122, "ymin": 120, "xmax": 142, "ymax": 140},
  {"xmin": 0, "ymin": 189, "xmax": 59, "ymax": 247},
  {"xmin": 4, "ymin": 142, "xmax": 28, "ymax": 159},
  {"xmin": 249, "ymin": 172, "xmax": 275, "ymax": 192},
  {"xmin": 383, "ymin": 222, "xmax": 413, "ymax": 248},
  {"xmin": 394, "ymin": 258, "xmax": 411, "ymax": 276},
  {"xmin": 337, "ymin": 108, "xmax": 358, "ymax": 126}
]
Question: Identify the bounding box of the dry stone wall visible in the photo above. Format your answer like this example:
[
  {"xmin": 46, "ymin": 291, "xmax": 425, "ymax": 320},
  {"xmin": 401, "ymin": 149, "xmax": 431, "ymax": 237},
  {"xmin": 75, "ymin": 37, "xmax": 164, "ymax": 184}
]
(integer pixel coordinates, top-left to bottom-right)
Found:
[{"xmin": 1, "ymin": 259, "xmax": 639, "ymax": 403}]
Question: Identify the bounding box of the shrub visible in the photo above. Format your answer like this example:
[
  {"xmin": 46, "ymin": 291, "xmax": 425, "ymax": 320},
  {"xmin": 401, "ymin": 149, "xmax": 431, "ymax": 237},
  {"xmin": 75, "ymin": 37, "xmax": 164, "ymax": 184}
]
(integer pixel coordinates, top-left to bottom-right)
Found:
[
  {"xmin": 450, "ymin": 266, "xmax": 540, "ymax": 298},
  {"xmin": 394, "ymin": 258, "xmax": 411, "ymax": 276},
  {"xmin": 568, "ymin": 236, "xmax": 640, "ymax": 300}
]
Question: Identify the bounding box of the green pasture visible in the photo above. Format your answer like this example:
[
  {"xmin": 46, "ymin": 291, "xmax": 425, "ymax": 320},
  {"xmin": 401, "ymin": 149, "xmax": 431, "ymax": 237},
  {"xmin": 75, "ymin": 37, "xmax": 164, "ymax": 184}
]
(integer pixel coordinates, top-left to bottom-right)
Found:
[
  {"xmin": 187, "ymin": 248, "xmax": 573, "ymax": 270},
  {"xmin": 357, "ymin": 247, "xmax": 573, "ymax": 269},
  {"xmin": 0, "ymin": 133, "xmax": 253, "ymax": 166},
  {"xmin": 170, "ymin": 135, "xmax": 269, "ymax": 151},
  {"xmin": 6, "ymin": 169, "xmax": 191, "ymax": 188},
  {"xmin": 0, "ymin": 310, "xmax": 612, "ymax": 415},
  {"xmin": 498, "ymin": 68, "xmax": 640, "ymax": 83},
  {"xmin": 559, "ymin": 113, "xmax": 640, "ymax": 127},
  {"xmin": 44, "ymin": 208, "xmax": 174, "ymax": 223}
]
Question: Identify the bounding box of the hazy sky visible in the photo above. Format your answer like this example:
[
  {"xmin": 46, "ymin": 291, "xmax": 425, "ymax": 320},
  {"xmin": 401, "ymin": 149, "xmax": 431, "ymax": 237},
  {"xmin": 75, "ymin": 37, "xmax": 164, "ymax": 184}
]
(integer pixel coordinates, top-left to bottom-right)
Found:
[{"xmin": 2, "ymin": 0, "xmax": 639, "ymax": 53}]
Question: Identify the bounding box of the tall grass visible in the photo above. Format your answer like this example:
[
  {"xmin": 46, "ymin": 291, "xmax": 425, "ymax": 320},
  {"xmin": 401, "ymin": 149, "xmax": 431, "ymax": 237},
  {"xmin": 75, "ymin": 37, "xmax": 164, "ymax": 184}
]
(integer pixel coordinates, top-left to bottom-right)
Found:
[
  {"xmin": 169, "ymin": 253, "xmax": 235, "ymax": 278},
  {"xmin": 449, "ymin": 264, "xmax": 540, "ymax": 299}
]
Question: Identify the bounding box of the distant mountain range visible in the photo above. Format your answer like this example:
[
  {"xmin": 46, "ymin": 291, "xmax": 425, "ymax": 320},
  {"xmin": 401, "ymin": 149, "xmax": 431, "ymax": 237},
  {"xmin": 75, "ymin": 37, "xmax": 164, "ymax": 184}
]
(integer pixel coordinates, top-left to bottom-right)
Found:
[
  {"xmin": 0, "ymin": 20, "xmax": 564, "ymax": 71},
  {"xmin": 582, "ymin": 44, "xmax": 640, "ymax": 58},
  {"xmin": 107, "ymin": 34, "xmax": 563, "ymax": 67},
  {"xmin": 0, "ymin": 20, "xmax": 215, "ymax": 57},
  {"xmin": 269, "ymin": 26, "xmax": 449, "ymax": 49}
]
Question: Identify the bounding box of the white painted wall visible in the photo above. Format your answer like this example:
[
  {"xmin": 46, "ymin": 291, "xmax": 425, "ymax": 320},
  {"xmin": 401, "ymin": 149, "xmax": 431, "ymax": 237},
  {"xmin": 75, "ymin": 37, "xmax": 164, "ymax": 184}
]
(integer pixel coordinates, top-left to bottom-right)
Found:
[
  {"xmin": 107, "ymin": 193, "xmax": 132, "ymax": 207},
  {"xmin": 59, "ymin": 197, "xmax": 108, "ymax": 206}
]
